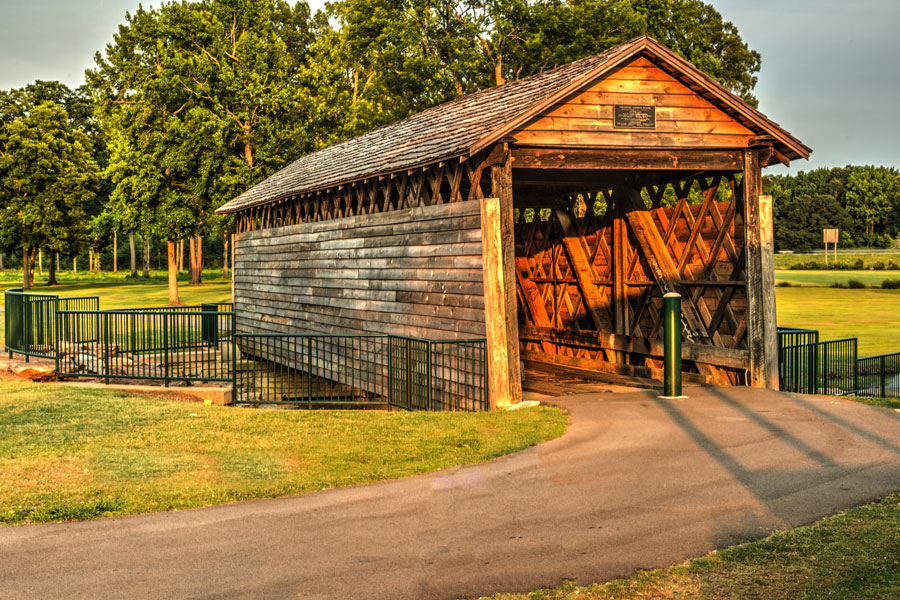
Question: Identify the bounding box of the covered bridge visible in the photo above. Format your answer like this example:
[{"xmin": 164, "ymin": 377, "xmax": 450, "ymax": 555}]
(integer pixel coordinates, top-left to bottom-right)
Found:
[{"xmin": 216, "ymin": 35, "xmax": 810, "ymax": 409}]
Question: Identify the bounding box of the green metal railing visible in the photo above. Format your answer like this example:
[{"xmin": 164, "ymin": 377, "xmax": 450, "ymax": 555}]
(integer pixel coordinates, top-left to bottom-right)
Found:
[
  {"xmin": 234, "ymin": 333, "xmax": 488, "ymax": 411},
  {"xmin": 779, "ymin": 337, "xmax": 858, "ymax": 396},
  {"xmin": 56, "ymin": 309, "xmax": 233, "ymax": 385},
  {"xmin": 776, "ymin": 326, "xmax": 900, "ymax": 399},
  {"xmin": 5, "ymin": 288, "xmax": 99, "ymax": 360},
  {"xmin": 857, "ymin": 352, "xmax": 900, "ymax": 399},
  {"xmin": 6, "ymin": 288, "xmax": 488, "ymax": 411}
]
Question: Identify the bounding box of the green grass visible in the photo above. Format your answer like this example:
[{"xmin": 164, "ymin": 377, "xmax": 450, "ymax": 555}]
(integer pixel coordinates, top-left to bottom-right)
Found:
[
  {"xmin": 475, "ymin": 490, "xmax": 900, "ymax": 600},
  {"xmin": 0, "ymin": 378, "xmax": 568, "ymax": 525},
  {"xmin": 776, "ymin": 286, "xmax": 900, "ymax": 356},
  {"xmin": 775, "ymin": 270, "xmax": 900, "ymax": 287},
  {"xmin": 774, "ymin": 251, "xmax": 900, "ymax": 269}
]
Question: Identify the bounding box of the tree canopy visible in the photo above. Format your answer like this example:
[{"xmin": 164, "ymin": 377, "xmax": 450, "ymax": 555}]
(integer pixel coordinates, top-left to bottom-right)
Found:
[
  {"xmin": 0, "ymin": 84, "xmax": 99, "ymax": 287},
  {"xmin": 765, "ymin": 166, "xmax": 900, "ymax": 250}
]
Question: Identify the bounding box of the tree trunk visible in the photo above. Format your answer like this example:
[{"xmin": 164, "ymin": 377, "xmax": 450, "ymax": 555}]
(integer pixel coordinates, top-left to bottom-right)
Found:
[
  {"xmin": 73, "ymin": 257, "xmax": 77, "ymax": 274},
  {"xmin": 189, "ymin": 236, "xmax": 202, "ymax": 285},
  {"xmin": 22, "ymin": 247, "xmax": 32, "ymax": 290},
  {"xmin": 167, "ymin": 240, "xmax": 180, "ymax": 305},
  {"xmin": 223, "ymin": 238, "xmax": 229, "ymax": 278},
  {"xmin": 0, "ymin": 252, "xmax": 4, "ymax": 271},
  {"xmin": 113, "ymin": 231, "xmax": 117, "ymax": 274},
  {"xmin": 47, "ymin": 252, "xmax": 57, "ymax": 286},
  {"xmin": 38, "ymin": 248, "xmax": 43, "ymax": 276},
  {"xmin": 142, "ymin": 235, "xmax": 150, "ymax": 278},
  {"xmin": 56, "ymin": 252, "xmax": 60, "ymax": 272},
  {"xmin": 88, "ymin": 249, "xmax": 93, "ymax": 274},
  {"xmin": 129, "ymin": 231, "xmax": 137, "ymax": 277}
]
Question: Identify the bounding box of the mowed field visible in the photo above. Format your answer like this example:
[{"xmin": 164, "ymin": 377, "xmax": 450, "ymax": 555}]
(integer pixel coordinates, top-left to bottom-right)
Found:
[{"xmin": 775, "ymin": 271, "xmax": 900, "ymax": 356}]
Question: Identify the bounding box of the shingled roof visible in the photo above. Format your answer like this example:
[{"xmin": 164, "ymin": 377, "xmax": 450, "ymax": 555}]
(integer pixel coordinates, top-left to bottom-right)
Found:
[{"xmin": 217, "ymin": 35, "xmax": 810, "ymax": 215}]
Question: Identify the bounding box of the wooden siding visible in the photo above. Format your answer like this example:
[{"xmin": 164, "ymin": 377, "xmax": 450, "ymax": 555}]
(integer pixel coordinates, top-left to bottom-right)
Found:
[
  {"xmin": 234, "ymin": 200, "xmax": 487, "ymax": 340},
  {"xmin": 515, "ymin": 56, "xmax": 756, "ymax": 149}
]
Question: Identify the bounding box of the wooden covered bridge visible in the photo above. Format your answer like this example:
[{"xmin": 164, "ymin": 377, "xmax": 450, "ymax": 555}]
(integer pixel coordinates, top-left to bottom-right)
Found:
[{"xmin": 216, "ymin": 35, "xmax": 811, "ymax": 409}]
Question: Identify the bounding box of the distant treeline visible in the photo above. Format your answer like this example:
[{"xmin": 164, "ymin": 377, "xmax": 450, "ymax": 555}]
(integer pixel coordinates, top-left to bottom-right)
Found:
[{"xmin": 764, "ymin": 166, "xmax": 900, "ymax": 250}]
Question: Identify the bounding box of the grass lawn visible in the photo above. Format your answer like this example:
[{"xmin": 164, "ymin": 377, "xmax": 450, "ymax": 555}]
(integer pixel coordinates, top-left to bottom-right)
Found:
[
  {"xmin": 774, "ymin": 250, "xmax": 900, "ymax": 269},
  {"xmin": 775, "ymin": 269, "xmax": 900, "ymax": 287},
  {"xmin": 0, "ymin": 378, "xmax": 568, "ymax": 525},
  {"xmin": 776, "ymin": 286, "xmax": 900, "ymax": 356}
]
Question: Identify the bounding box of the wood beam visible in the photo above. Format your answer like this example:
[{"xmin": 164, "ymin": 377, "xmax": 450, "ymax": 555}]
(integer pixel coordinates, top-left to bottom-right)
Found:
[
  {"xmin": 554, "ymin": 210, "xmax": 615, "ymax": 333},
  {"xmin": 488, "ymin": 146, "xmax": 523, "ymax": 406},
  {"xmin": 619, "ymin": 188, "xmax": 711, "ymax": 345},
  {"xmin": 480, "ymin": 196, "xmax": 515, "ymax": 409},
  {"xmin": 514, "ymin": 257, "xmax": 555, "ymax": 353},
  {"xmin": 743, "ymin": 148, "xmax": 779, "ymax": 389},
  {"xmin": 511, "ymin": 147, "xmax": 744, "ymax": 171},
  {"xmin": 519, "ymin": 325, "xmax": 749, "ymax": 370}
]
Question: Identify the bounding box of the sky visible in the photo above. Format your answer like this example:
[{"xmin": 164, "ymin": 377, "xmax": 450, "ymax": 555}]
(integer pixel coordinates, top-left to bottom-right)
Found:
[{"xmin": 0, "ymin": 0, "xmax": 898, "ymax": 174}]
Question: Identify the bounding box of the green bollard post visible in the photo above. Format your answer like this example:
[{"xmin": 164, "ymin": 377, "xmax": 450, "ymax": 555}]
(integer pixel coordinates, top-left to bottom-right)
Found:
[{"xmin": 661, "ymin": 292, "xmax": 686, "ymax": 399}]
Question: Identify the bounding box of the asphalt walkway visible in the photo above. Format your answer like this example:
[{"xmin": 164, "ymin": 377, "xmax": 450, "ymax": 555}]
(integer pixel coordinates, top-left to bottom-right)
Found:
[{"xmin": 2, "ymin": 387, "xmax": 900, "ymax": 599}]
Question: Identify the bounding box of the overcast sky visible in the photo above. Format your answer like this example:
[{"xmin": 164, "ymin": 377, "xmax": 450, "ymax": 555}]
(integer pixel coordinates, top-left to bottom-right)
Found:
[{"xmin": 1, "ymin": 0, "xmax": 898, "ymax": 174}]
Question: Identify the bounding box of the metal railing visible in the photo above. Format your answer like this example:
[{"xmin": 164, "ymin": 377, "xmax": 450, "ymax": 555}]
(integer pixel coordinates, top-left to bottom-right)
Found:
[
  {"xmin": 857, "ymin": 352, "xmax": 900, "ymax": 399},
  {"xmin": 234, "ymin": 333, "xmax": 488, "ymax": 411},
  {"xmin": 56, "ymin": 309, "xmax": 234, "ymax": 385},
  {"xmin": 779, "ymin": 337, "xmax": 858, "ymax": 396},
  {"xmin": 5, "ymin": 288, "xmax": 99, "ymax": 359},
  {"xmin": 6, "ymin": 288, "xmax": 488, "ymax": 411}
]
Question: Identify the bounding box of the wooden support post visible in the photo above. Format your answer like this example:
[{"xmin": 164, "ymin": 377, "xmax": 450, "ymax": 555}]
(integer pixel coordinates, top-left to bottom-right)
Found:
[
  {"xmin": 481, "ymin": 197, "xmax": 515, "ymax": 409},
  {"xmin": 612, "ymin": 191, "xmax": 628, "ymax": 338},
  {"xmin": 743, "ymin": 149, "xmax": 779, "ymax": 389},
  {"xmin": 489, "ymin": 149, "xmax": 522, "ymax": 407}
]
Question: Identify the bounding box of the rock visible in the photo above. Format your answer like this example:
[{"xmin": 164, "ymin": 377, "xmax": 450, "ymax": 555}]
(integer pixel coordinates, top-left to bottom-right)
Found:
[{"xmin": 9, "ymin": 364, "xmax": 56, "ymax": 382}]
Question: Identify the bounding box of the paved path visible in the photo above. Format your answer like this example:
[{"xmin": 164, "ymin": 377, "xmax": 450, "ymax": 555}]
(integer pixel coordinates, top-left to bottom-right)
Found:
[{"xmin": 3, "ymin": 387, "xmax": 900, "ymax": 599}]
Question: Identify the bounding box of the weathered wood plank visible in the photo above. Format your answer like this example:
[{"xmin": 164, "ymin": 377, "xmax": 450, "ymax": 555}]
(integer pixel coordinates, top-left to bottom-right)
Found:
[
  {"xmin": 480, "ymin": 195, "xmax": 515, "ymax": 409},
  {"xmin": 510, "ymin": 148, "xmax": 744, "ymax": 171}
]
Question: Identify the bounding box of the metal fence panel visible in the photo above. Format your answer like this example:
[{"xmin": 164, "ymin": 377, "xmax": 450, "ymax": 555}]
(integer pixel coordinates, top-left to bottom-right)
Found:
[{"xmin": 56, "ymin": 309, "xmax": 233, "ymax": 385}]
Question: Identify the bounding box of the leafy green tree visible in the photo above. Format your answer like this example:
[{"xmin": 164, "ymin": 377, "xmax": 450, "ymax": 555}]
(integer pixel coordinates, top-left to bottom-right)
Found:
[
  {"xmin": 845, "ymin": 166, "xmax": 900, "ymax": 247},
  {"xmin": 319, "ymin": 0, "xmax": 764, "ymax": 141},
  {"xmin": 0, "ymin": 101, "xmax": 98, "ymax": 288},
  {"xmin": 91, "ymin": 0, "xmax": 317, "ymax": 302}
]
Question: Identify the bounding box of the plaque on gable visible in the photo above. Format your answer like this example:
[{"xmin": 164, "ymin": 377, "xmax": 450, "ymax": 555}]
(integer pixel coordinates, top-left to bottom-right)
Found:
[{"xmin": 614, "ymin": 105, "xmax": 656, "ymax": 129}]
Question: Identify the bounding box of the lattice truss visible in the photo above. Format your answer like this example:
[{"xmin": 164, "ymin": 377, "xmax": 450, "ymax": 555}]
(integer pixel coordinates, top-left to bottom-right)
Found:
[
  {"xmin": 235, "ymin": 154, "xmax": 489, "ymax": 233},
  {"xmin": 515, "ymin": 173, "xmax": 748, "ymax": 369}
]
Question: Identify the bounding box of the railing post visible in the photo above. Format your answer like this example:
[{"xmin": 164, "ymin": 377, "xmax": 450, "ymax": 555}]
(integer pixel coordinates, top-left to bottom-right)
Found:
[
  {"xmin": 426, "ymin": 342, "xmax": 433, "ymax": 411},
  {"xmin": 307, "ymin": 336, "xmax": 313, "ymax": 409},
  {"xmin": 54, "ymin": 309, "xmax": 60, "ymax": 381},
  {"xmin": 661, "ymin": 292, "xmax": 683, "ymax": 398},
  {"xmin": 387, "ymin": 336, "xmax": 393, "ymax": 407},
  {"xmin": 103, "ymin": 313, "xmax": 110, "ymax": 385},
  {"xmin": 881, "ymin": 355, "xmax": 886, "ymax": 398},
  {"xmin": 406, "ymin": 338, "xmax": 411, "ymax": 410},
  {"xmin": 232, "ymin": 333, "xmax": 238, "ymax": 403},
  {"xmin": 163, "ymin": 312, "xmax": 170, "ymax": 387},
  {"xmin": 482, "ymin": 342, "xmax": 489, "ymax": 411}
]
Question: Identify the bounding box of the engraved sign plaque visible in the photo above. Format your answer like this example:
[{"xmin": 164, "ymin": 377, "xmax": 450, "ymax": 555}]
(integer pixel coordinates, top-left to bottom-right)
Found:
[{"xmin": 614, "ymin": 105, "xmax": 656, "ymax": 129}]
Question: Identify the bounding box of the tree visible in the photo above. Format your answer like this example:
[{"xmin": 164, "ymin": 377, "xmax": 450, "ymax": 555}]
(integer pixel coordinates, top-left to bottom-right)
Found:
[
  {"xmin": 845, "ymin": 166, "xmax": 900, "ymax": 247},
  {"xmin": 765, "ymin": 166, "xmax": 900, "ymax": 250},
  {"xmin": 317, "ymin": 0, "xmax": 763, "ymax": 142},
  {"xmin": 0, "ymin": 101, "xmax": 98, "ymax": 288},
  {"xmin": 91, "ymin": 0, "xmax": 318, "ymax": 302}
]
